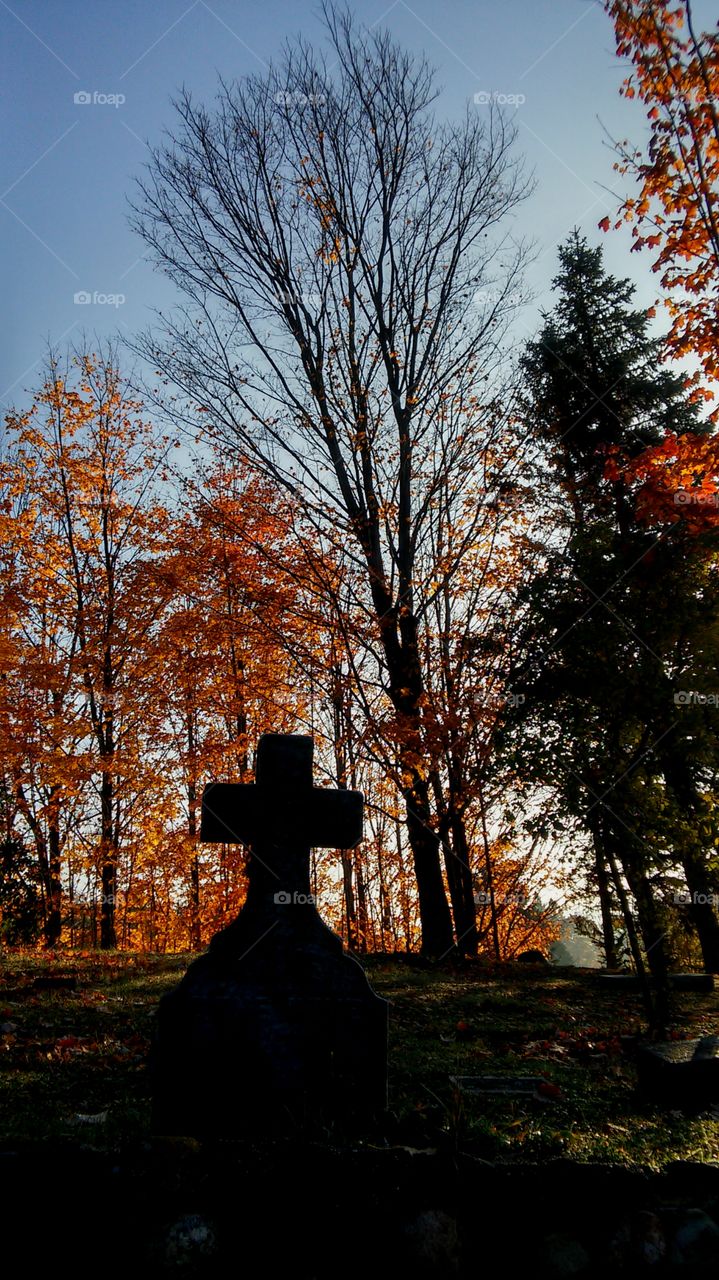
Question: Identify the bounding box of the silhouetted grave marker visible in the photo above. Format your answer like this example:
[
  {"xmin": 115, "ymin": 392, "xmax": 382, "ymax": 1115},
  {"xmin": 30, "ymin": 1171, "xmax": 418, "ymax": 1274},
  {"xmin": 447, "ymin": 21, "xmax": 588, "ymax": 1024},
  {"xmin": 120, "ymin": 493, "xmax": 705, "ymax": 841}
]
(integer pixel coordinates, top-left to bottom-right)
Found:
[
  {"xmin": 516, "ymin": 950, "xmax": 549, "ymax": 967},
  {"xmin": 671, "ymin": 974, "xmax": 717, "ymax": 991},
  {"xmin": 32, "ymin": 975, "xmax": 77, "ymax": 992},
  {"xmin": 152, "ymin": 733, "xmax": 388, "ymax": 1138},
  {"xmin": 450, "ymin": 1075, "xmax": 546, "ymax": 1099},
  {"xmin": 637, "ymin": 1036, "xmax": 719, "ymax": 1109},
  {"xmin": 596, "ymin": 973, "xmax": 716, "ymax": 993}
]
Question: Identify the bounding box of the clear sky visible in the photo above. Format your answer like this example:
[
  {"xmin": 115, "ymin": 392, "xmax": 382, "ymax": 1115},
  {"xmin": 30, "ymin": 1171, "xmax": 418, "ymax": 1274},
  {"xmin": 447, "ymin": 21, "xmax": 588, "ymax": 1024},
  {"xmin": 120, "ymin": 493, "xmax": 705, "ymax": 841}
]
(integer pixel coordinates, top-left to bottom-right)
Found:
[{"xmin": 1, "ymin": 0, "xmax": 716, "ymax": 410}]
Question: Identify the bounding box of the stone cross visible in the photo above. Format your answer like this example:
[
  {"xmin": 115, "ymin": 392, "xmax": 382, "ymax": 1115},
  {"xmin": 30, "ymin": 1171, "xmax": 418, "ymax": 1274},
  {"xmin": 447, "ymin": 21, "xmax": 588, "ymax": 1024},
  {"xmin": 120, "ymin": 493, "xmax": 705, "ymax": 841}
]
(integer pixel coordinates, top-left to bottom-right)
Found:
[
  {"xmin": 151, "ymin": 734, "xmax": 388, "ymax": 1138},
  {"xmin": 200, "ymin": 733, "xmax": 363, "ymax": 906}
]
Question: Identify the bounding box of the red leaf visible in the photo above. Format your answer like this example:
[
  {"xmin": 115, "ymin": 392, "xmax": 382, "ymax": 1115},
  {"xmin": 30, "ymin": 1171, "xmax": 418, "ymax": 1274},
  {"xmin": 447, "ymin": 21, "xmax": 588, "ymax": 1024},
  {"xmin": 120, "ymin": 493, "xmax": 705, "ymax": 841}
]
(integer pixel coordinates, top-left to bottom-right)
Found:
[{"xmin": 537, "ymin": 1080, "xmax": 562, "ymax": 1100}]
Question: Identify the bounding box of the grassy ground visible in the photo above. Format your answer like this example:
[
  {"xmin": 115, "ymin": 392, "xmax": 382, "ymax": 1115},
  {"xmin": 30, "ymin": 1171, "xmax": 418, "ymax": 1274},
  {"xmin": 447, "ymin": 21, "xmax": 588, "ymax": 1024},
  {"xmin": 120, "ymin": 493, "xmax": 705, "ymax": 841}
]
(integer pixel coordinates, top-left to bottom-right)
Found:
[{"xmin": 1, "ymin": 950, "xmax": 718, "ymax": 1167}]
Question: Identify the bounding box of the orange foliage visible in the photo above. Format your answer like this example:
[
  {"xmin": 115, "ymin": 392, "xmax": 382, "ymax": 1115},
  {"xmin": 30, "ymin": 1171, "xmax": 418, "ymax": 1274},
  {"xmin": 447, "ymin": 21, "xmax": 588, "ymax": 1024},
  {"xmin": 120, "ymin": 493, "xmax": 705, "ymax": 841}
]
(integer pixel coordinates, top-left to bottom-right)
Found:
[
  {"xmin": 602, "ymin": 2, "xmax": 719, "ymax": 400},
  {"xmin": 605, "ymin": 430, "xmax": 719, "ymax": 530},
  {"xmin": 1, "ymin": 356, "xmax": 556, "ymax": 958}
]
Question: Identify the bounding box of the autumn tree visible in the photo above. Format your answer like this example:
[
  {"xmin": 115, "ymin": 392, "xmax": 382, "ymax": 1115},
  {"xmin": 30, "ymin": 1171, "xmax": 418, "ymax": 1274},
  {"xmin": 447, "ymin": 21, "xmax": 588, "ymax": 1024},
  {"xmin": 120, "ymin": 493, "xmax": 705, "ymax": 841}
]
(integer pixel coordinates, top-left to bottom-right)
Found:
[
  {"xmin": 0, "ymin": 404, "xmax": 91, "ymax": 944},
  {"xmin": 132, "ymin": 3, "xmax": 532, "ymax": 954},
  {"xmin": 152, "ymin": 459, "xmax": 309, "ymax": 947},
  {"xmin": 601, "ymin": 0, "xmax": 719, "ymax": 397},
  {"xmin": 2, "ymin": 351, "xmax": 173, "ymax": 948}
]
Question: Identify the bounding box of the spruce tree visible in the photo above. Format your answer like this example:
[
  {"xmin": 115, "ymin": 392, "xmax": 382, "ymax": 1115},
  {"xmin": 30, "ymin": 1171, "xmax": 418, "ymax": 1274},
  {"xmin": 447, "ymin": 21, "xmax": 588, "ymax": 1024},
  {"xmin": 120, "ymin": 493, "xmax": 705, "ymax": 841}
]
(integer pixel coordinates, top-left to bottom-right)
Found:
[{"xmin": 504, "ymin": 231, "xmax": 719, "ymax": 1002}]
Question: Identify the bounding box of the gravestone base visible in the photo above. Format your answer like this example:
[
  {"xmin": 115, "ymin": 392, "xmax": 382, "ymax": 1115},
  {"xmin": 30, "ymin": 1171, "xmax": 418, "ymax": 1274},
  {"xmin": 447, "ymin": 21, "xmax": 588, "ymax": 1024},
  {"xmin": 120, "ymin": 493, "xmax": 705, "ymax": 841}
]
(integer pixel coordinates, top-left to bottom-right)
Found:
[
  {"xmin": 152, "ymin": 902, "xmax": 388, "ymax": 1139},
  {"xmin": 637, "ymin": 1037, "xmax": 719, "ymax": 1109}
]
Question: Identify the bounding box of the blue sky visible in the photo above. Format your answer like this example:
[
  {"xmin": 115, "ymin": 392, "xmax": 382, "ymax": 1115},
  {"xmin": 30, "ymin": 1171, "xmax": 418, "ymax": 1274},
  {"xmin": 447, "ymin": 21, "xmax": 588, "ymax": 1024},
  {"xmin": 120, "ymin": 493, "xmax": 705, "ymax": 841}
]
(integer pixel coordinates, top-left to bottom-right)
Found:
[{"xmin": 1, "ymin": 0, "xmax": 716, "ymax": 410}]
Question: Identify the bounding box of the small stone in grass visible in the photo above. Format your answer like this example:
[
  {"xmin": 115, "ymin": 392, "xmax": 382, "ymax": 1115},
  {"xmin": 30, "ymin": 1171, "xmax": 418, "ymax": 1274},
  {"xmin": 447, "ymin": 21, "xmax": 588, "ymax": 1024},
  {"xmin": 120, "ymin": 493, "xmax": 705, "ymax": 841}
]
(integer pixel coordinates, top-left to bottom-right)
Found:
[{"xmin": 71, "ymin": 1111, "xmax": 108, "ymax": 1126}]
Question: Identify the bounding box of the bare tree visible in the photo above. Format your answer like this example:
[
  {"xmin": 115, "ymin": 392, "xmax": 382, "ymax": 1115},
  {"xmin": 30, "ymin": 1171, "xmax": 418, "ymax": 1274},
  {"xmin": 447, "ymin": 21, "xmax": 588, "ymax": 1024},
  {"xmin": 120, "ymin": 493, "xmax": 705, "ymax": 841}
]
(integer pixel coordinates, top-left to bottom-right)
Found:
[{"xmin": 132, "ymin": 3, "xmax": 532, "ymax": 954}]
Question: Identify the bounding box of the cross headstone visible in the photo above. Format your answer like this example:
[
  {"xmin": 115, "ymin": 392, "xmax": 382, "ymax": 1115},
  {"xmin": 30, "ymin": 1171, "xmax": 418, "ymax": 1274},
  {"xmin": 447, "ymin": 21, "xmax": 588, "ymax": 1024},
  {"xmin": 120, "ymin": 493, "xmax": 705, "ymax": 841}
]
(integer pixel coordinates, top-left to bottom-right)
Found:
[{"xmin": 151, "ymin": 734, "xmax": 388, "ymax": 1138}]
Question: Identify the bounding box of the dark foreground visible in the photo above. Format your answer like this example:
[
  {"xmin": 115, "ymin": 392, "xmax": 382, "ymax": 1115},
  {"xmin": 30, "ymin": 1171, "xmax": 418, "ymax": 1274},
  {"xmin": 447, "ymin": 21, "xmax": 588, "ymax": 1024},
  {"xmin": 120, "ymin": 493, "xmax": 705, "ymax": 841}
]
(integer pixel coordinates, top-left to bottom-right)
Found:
[{"xmin": 1, "ymin": 953, "xmax": 719, "ymax": 1275}]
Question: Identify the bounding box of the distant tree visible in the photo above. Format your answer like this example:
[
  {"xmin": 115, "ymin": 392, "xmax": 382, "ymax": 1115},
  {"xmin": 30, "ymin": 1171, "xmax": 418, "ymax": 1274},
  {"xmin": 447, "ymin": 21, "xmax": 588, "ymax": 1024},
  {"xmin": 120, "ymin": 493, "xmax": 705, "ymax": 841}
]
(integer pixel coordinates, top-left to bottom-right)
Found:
[{"xmin": 132, "ymin": 4, "xmax": 532, "ymax": 954}]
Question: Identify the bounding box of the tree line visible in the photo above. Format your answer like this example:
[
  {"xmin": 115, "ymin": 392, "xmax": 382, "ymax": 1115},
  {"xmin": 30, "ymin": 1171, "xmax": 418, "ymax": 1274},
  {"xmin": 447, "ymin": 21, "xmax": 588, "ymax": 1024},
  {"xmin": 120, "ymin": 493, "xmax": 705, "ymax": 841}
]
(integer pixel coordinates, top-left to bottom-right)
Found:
[{"xmin": 0, "ymin": 350, "xmax": 557, "ymax": 956}]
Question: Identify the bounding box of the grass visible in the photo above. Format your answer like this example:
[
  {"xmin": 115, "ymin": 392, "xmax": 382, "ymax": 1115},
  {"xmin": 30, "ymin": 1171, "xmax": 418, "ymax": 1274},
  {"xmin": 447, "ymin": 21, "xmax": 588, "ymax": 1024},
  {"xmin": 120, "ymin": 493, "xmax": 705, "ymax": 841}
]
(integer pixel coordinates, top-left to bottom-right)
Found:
[
  {"xmin": 1, "ymin": 949, "xmax": 718, "ymax": 1168},
  {"xmin": 365, "ymin": 957, "xmax": 719, "ymax": 1167}
]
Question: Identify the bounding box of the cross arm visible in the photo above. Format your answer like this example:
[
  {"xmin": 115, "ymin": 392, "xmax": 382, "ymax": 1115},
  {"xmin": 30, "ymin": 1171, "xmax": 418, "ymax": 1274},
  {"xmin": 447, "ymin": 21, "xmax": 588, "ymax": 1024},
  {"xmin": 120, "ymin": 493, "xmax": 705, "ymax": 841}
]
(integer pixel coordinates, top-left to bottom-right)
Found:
[{"xmin": 200, "ymin": 782, "xmax": 364, "ymax": 850}]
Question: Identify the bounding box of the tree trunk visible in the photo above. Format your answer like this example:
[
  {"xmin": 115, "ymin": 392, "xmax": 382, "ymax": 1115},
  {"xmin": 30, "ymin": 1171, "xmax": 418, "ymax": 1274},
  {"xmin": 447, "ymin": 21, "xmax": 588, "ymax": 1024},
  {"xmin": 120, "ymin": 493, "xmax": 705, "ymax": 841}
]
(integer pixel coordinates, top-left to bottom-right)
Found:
[
  {"xmin": 445, "ymin": 718, "xmax": 479, "ymax": 956},
  {"xmin": 660, "ymin": 754, "xmax": 719, "ymax": 970},
  {"xmin": 681, "ymin": 849, "xmax": 719, "ymax": 972},
  {"xmin": 394, "ymin": 810, "xmax": 413, "ymax": 951},
  {"xmin": 432, "ymin": 769, "xmax": 477, "ymax": 958},
  {"xmin": 355, "ymin": 856, "xmax": 369, "ymax": 953},
  {"xmin": 620, "ymin": 854, "xmax": 671, "ymax": 1032},
  {"xmin": 100, "ymin": 762, "xmax": 116, "ymax": 949},
  {"xmin": 376, "ymin": 834, "xmax": 393, "ymax": 951},
  {"xmin": 189, "ymin": 852, "xmax": 201, "ymax": 950},
  {"xmin": 605, "ymin": 845, "xmax": 656, "ymax": 1023},
  {"xmin": 149, "ymin": 879, "xmax": 157, "ymax": 953},
  {"xmin": 623, "ymin": 861, "xmax": 670, "ymax": 978},
  {"xmin": 14, "ymin": 782, "xmax": 51, "ymax": 936},
  {"xmin": 402, "ymin": 770, "xmax": 454, "ymax": 956},
  {"xmin": 440, "ymin": 826, "xmax": 463, "ymax": 946},
  {"xmin": 330, "ymin": 667, "xmax": 359, "ymax": 950},
  {"xmin": 98, "ymin": 627, "xmax": 118, "ymax": 951},
  {"xmin": 588, "ymin": 811, "xmax": 617, "ymax": 968},
  {"xmin": 432, "ymin": 782, "xmax": 461, "ymax": 945},
  {"xmin": 448, "ymin": 811, "xmax": 478, "ymax": 957},
  {"xmin": 478, "ymin": 783, "xmax": 500, "ymax": 960},
  {"xmin": 386, "ymin": 624, "xmax": 453, "ymax": 956},
  {"xmin": 595, "ymin": 852, "xmax": 617, "ymax": 970},
  {"xmin": 187, "ymin": 709, "xmax": 201, "ymax": 950},
  {"xmin": 341, "ymin": 851, "xmax": 358, "ymax": 950},
  {"xmin": 439, "ymin": 817, "xmax": 478, "ymax": 957},
  {"xmin": 46, "ymin": 785, "xmax": 62, "ymax": 946}
]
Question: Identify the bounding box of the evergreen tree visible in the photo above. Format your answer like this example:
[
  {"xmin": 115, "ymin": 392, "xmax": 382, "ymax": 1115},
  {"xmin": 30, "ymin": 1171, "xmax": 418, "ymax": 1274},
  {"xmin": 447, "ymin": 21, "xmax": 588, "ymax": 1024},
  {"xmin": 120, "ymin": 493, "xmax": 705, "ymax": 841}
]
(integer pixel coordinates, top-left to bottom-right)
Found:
[
  {"xmin": 503, "ymin": 232, "xmax": 719, "ymax": 1001},
  {"xmin": 522, "ymin": 228, "xmax": 703, "ymax": 527}
]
